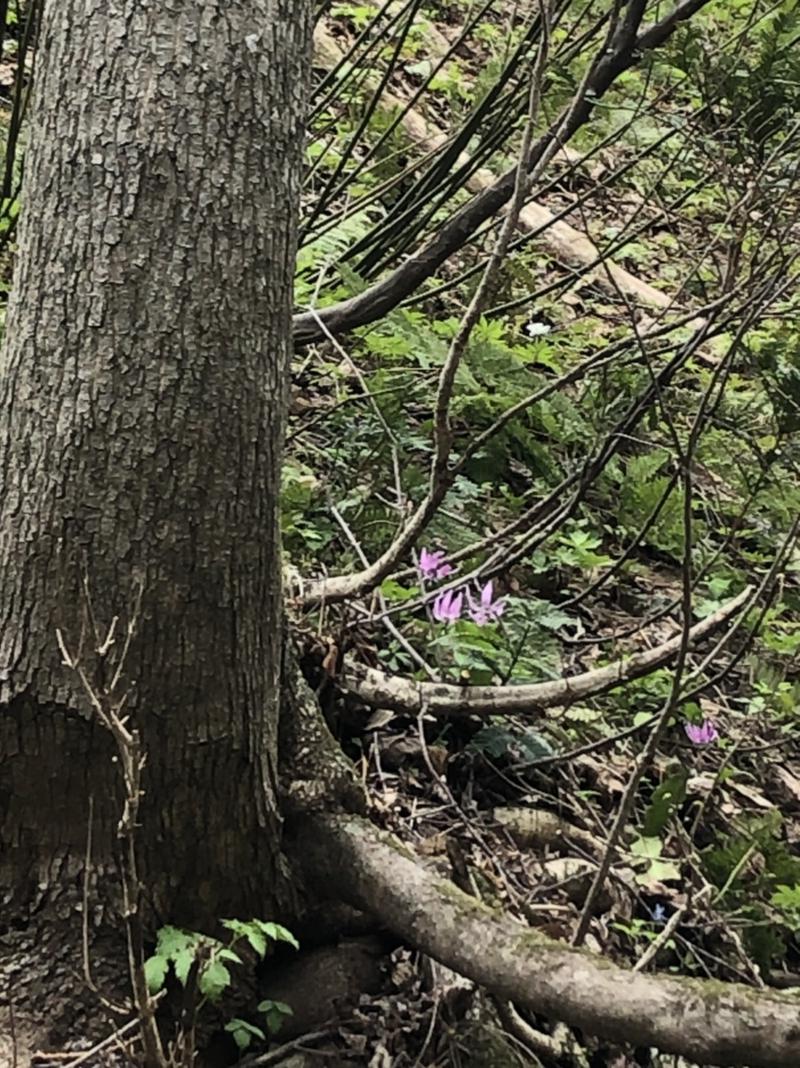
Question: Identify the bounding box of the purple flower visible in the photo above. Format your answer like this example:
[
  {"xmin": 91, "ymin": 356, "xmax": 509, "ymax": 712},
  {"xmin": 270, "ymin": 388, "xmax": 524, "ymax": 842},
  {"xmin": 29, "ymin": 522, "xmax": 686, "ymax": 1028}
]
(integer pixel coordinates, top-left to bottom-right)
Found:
[
  {"xmin": 467, "ymin": 581, "xmax": 506, "ymax": 626},
  {"xmin": 432, "ymin": 588, "xmax": 463, "ymax": 623},
  {"xmin": 418, "ymin": 547, "xmax": 455, "ymax": 581},
  {"xmin": 684, "ymin": 719, "xmax": 719, "ymax": 745}
]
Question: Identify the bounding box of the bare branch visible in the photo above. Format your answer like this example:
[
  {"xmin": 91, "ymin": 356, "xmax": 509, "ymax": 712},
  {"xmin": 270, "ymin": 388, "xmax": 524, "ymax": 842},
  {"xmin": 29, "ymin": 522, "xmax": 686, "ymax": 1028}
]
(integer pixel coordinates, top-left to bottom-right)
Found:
[
  {"xmin": 636, "ymin": 0, "xmax": 715, "ymax": 51},
  {"xmin": 340, "ymin": 586, "xmax": 751, "ymax": 716},
  {"xmin": 301, "ymin": 11, "xmax": 552, "ymax": 605},
  {"xmin": 293, "ymin": 0, "xmax": 714, "ymax": 345}
]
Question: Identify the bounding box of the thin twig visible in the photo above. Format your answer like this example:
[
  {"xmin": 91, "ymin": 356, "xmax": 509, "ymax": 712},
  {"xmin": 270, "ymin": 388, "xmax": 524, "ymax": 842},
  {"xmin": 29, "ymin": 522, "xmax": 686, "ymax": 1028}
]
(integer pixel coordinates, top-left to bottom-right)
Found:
[
  {"xmin": 237, "ymin": 1030, "xmax": 333, "ymax": 1068},
  {"xmin": 82, "ymin": 797, "xmax": 96, "ymax": 993},
  {"xmin": 302, "ymin": 9, "xmax": 552, "ymax": 605},
  {"xmin": 572, "ymin": 243, "xmax": 749, "ymax": 945},
  {"xmin": 330, "ymin": 504, "xmax": 437, "ymax": 678},
  {"xmin": 633, "ymin": 907, "xmax": 685, "ymax": 974},
  {"xmin": 342, "ymin": 586, "xmax": 751, "ymax": 715},
  {"xmin": 58, "ymin": 604, "xmax": 166, "ymax": 1067},
  {"xmin": 56, "ymin": 1006, "xmax": 162, "ymax": 1068}
]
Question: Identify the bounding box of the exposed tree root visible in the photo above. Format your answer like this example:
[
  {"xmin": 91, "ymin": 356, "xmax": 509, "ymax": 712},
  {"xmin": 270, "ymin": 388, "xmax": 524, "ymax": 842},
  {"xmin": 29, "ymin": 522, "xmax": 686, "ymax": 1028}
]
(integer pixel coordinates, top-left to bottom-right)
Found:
[
  {"xmin": 302, "ymin": 812, "xmax": 800, "ymax": 1068},
  {"xmin": 340, "ymin": 586, "xmax": 750, "ymax": 715}
]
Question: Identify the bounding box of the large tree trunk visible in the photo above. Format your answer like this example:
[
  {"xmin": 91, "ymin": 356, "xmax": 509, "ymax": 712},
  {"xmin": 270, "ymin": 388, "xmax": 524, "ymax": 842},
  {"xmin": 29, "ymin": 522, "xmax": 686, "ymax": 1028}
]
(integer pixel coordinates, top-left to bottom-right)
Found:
[{"xmin": 0, "ymin": 0, "xmax": 311, "ymax": 1051}]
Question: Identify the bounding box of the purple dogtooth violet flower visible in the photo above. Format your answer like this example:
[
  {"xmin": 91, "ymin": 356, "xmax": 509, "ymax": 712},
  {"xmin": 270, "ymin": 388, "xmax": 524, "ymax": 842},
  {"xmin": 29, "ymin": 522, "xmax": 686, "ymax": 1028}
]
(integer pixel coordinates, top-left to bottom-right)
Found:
[
  {"xmin": 467, "ymin": 580, "xmax": 506, "ymax": 626},
  {"xmin": 432, "ymin": 587, "xmax": 463, "ymax": 623},
  {"xmin": 418, "ymin": 547, "xmax": 455, "ymax": 581},
  {"xmin": 684, "ymin": 719, "xmax": 719, "ymax": 745}
]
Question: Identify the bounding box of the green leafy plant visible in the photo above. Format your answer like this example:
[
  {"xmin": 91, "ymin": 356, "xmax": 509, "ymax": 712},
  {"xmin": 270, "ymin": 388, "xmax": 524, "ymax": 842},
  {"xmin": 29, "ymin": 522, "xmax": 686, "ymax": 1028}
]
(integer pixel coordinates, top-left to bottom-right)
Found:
[
  {"xmin": 641, "ymin": 766, "xmax": 689, "ymax": 837},
  {"xmin": 771, "ymin": 884, "xmax": 800, "ymax": 932},
  {"xmin": 257, "ymin": 998, "xmax": 295, "ymax": 1036},
  {"xmin": 629, "ymin": 835, "xmax": 681, "ymax": 887},
  {"xmin": 144, "ymin": 919, "xmax": 298, "ymax": 1052},
  {"xmin": 607, "ymin": 451, "xmax": 686, "ymax": 559},
  {"xmin": 611, "ymin": 916, "xmax": 675, "ymax": 949},
  {"xmin": 469, "ymin": 722, "xmax": 554, "ymax": 764},
  {"xmin": 703, "ymin": 812, "xmax": 800, "ymax": 970},
  {"xmin": 224, "ymin": 1000, "xmax": 293, "ymax": 1052},
  {"xmin": 553, "ymin": 526, "xmax": 613, "ymax": 571}
]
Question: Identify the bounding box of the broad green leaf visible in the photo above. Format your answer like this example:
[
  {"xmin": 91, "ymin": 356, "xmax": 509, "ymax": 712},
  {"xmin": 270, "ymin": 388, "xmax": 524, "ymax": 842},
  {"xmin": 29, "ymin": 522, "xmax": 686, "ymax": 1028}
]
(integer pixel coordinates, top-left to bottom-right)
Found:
[
  {"xmin": 636, "ymin": 858, "xmax": 681, "ymax": 885},
  {"xmin": 173, "ymin": 947, "xmax": 196, "ymax": 986},
  {"xmin": 155, "ymin": 925, "xmax": 194, "ymax": 958},
  {"xmin": 642, "ymin": 770, "xmax": 688, "ymax": 837},
  {"xmin": 217, "ymin": 947, "xmax": 244, "ymax": 965},
  {"xmin": 257, "ymin": 921, "xmax": 299, "ymax": 949},
  {"xmin": 199, "ymin": 959, "xmax": 231, "ymax": 1001},
  {"xmin": 630, "ymin": 836, "xmax": 662, "ymax": 859},
  {"xmin": 258, "ymin": 999, "xmax": 294, "ymax": 1035},
  {"xmin": 225, "ymin": 1019, "xmax": 266, "ymax": 1052},
  {"xmin": 143, "ymin": 954, "xmax": 168, "ymax": 994}
]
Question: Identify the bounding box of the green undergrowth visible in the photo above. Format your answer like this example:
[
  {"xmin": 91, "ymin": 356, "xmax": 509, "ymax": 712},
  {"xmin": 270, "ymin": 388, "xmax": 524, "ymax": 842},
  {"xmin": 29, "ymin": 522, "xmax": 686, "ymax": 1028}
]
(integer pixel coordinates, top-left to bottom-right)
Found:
[{"xmin": 287, "ymin": 0, "xmax": 800, "ymax": 1000}]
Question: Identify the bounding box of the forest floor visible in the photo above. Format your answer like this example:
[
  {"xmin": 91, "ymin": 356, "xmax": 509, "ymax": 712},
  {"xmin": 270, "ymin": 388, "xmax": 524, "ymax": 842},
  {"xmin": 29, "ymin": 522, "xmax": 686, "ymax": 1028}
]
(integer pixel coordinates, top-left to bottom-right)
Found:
[{"xmin": 283, "ymin": 2, "xmax": 800, "ymax": 1065}]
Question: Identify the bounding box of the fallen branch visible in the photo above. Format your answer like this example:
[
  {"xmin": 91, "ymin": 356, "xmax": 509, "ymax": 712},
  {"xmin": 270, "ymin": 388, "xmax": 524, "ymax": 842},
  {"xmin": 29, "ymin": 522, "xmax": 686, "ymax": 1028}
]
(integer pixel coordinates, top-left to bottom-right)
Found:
[
  {"xmin": 308, "ymin": 20, "xmax": 688, "ymax": 324},
  {"xmin": 302, "ymin": 812, "xmax": 800, "ymax": 1068},
  {"xmin": 339, "ymin": 586, "xmax": 751, "ymax": 715},
  {"xmin": 294, "ymin": 0, "xmax": 713, "ymax": 344}
]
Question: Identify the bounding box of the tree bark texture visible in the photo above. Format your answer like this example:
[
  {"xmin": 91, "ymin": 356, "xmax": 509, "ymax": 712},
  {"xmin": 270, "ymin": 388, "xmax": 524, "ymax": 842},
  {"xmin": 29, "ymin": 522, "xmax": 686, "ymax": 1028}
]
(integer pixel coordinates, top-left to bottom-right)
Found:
[{"xmin": 0, "ymin": 0, "xmax": 311, "ymax": 1039}]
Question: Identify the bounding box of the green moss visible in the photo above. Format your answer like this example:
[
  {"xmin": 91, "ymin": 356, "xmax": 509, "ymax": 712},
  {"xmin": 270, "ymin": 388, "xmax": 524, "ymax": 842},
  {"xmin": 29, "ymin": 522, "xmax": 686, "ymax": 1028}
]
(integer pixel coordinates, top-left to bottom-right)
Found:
[{"xmin": 433, "ymin": 877, "xmax": 497, "ymax": 917}]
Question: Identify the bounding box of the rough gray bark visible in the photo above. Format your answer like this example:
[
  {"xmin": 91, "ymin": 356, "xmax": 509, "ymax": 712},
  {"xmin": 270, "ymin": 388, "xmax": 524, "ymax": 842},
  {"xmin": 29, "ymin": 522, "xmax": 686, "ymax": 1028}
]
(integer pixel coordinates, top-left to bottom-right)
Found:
[
  {"xmin": 0, "ymin": 0, "xmax": 311, "ymax": 1050},
  {"xmin": 4, "ymin": 3, "xmax": 795, "ymax": 1065}
]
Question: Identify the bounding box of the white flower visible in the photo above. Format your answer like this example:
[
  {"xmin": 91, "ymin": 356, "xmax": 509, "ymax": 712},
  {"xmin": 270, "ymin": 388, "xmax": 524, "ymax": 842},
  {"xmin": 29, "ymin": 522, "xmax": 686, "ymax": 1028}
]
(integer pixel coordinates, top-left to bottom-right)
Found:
[{"xmin": 523, "ymin": 321, "xmax": 552, "ymax": 338}]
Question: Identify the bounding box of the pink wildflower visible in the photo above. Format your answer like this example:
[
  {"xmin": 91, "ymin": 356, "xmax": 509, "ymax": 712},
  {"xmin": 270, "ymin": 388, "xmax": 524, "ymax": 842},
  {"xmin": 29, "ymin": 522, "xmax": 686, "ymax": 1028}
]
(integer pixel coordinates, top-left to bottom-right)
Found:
[
  {"xmin": 467, "ymin": 581, "xmax": 506, "ymax": 626},
  {"xmin": 418, "ymin": 547, "xmax": 455, "ymax": 581},
  {"xmin": 684, "ymin": 719, "xmax": 719, "ymax": 745},
  {"xmin": 432, "ymin": 588, "xmax": 464, "ymax": 623}
]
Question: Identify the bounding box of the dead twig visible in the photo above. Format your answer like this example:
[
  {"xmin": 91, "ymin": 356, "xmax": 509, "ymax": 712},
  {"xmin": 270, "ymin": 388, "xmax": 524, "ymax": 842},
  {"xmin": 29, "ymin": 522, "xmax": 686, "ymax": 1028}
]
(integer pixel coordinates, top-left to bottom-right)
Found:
[
  {"xmin": 301, "ymin": 8, "xmax": 552, "ymax": 606},
  {"xmin": 56, "ymin": 582, "xmax": 166, "ymax": 1068}
]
